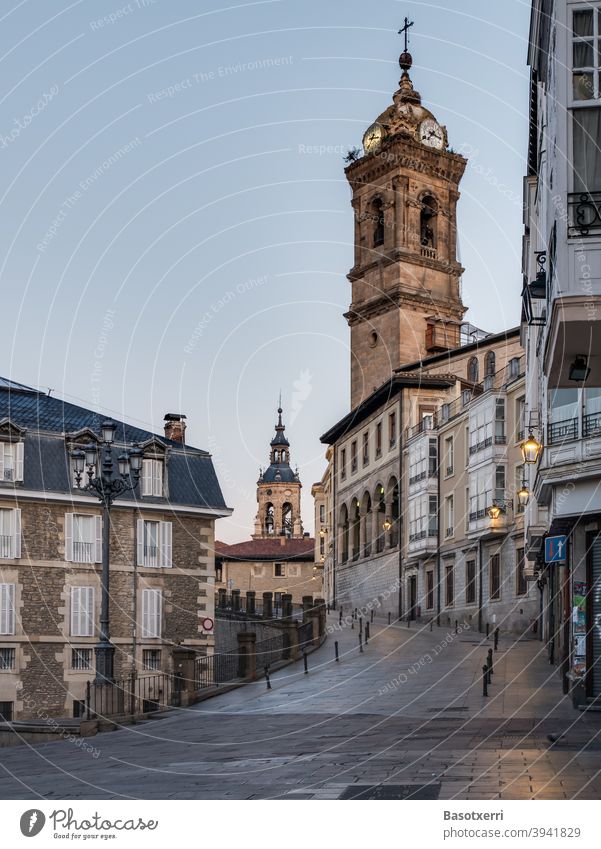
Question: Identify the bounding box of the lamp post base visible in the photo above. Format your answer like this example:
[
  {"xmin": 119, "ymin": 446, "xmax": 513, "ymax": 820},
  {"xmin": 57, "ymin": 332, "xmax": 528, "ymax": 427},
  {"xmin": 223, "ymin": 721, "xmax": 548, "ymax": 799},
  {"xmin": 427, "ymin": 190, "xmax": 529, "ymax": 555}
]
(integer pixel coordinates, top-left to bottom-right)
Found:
[{"xmin": 94, "ymin": 641, "xmax": 115, "ymax": 684}]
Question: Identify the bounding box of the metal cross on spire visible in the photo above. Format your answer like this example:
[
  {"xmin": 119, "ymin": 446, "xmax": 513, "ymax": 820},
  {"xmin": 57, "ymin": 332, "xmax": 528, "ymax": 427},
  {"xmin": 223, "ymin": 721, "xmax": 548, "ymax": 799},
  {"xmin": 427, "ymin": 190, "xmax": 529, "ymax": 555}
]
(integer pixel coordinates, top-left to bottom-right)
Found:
[{"xmin": 398, "ymin": 16, "xmax": 414, "ymax": 52}]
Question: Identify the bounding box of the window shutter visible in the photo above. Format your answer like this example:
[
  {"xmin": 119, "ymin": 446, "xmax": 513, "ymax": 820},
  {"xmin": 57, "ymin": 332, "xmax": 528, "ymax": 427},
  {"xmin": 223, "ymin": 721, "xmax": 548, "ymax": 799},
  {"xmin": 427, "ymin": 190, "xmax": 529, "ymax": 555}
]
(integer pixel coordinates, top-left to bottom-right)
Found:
[
  {"xmin": 153, "ymin": 590, "xmax": 162, "ymax": 637},
  {"xmin": 137, "ymin": 519, "xmax": 145, "ymax": 566},
  {"xmin": 0, "ymin": 583, "xmax": 15, "ymax": 635},
  {"xmin": 14, "ymin": 441, "xmax": 24, "ymax": 481},
  {"xmin": 12, "ymin": 508, "xmax": 21, "ymax": 559},
  {"xmin": 84, "ymin": 587, "xmax": 95, "ymax": 637},
  {"xmin": 142, "ymin": 589, "xmax": 161, "ymax": 637},
  {"xmin": 160, "ymin": 522, "xmax": 172, "ymax": 567},
  {"xmin": 71, "ymin": 586, "xmax": 81, "ymax": 635},
  {"xmin": 94, "ymin": 516, "xmax": 102, "ymax": 563},
  {"xmin": 142, "ymin": 589, "xmax": 149, "ymax": 637},
  {"xmin": 141, "ymin": 460, "xmax": 152, "ymax": 496},
  {"xmin": 0, "ymin": 446, "xmax": 4, "ymax": 479},
  {"xmin": 153, "ymin": 461, "xmax": 162, "ymax": 496},
  {"xmin": 65, "ymin": 513, "xmax": 74, "ymax": 562}
]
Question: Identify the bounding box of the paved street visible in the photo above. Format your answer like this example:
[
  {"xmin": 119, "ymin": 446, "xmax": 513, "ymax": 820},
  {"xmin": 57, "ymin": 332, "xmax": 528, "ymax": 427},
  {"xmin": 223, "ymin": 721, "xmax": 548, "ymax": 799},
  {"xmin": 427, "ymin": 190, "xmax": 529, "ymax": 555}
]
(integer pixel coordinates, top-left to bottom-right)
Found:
[{"xmin": 2, "ymin": 613, "xmax": 601, "ymax": 800}]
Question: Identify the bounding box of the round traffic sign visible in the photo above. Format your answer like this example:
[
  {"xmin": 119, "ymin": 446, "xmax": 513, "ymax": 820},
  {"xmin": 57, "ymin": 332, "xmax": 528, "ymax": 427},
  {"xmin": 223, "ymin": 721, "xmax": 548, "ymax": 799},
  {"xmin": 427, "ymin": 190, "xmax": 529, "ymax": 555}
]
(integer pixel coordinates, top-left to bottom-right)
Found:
[{"xmin": 202, "ymin": 617, "xmax": 214, "ymax": 632}]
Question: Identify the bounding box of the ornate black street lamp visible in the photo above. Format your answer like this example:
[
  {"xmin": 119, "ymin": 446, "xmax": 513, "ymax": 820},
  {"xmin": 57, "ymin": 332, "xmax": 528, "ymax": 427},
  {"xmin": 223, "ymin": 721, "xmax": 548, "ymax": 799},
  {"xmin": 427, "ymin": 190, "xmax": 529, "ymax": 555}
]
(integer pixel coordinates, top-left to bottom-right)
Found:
[{"xmin": 71, "ymin": 420, "xmax": 143, "ymax": 683}]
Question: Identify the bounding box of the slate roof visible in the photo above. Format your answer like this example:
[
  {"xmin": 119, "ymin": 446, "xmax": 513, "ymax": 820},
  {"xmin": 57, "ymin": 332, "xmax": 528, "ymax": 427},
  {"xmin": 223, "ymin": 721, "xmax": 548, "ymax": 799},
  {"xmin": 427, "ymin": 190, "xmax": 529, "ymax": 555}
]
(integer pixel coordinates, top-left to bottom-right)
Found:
[
  {"xmin": 0, "ymin": 382, "xmax": 228, "ymax": 512},
  {"xmin": 260, "ymin": 465, "xmax": 298, "ymax": 484},
  {"xmin": 215, "ymin": 537, "xmax": 316, "ymax": 562}
]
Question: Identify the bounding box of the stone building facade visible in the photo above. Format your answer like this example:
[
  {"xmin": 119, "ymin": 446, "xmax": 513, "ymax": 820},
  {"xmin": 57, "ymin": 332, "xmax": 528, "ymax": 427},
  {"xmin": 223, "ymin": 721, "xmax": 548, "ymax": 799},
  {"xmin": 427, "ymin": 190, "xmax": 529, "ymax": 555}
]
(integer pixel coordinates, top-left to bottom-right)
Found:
[
  {"xmin": 522, "ymin": 0, "xmax": 601, "ymax": 702},
  {"xmin": 316, "ymin": 37, "xmax": 538, "ymax": 632},
  {"xmin": 0, "ymin": 379, "xmax": 229, "ymax": 721}
]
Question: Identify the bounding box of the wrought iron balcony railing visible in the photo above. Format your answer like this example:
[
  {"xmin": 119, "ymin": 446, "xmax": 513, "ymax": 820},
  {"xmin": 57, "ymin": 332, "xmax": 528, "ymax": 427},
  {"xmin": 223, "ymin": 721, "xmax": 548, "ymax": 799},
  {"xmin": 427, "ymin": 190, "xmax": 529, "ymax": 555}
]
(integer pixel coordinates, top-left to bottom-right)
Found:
[
  {"xmin": 568, "ymin": 191, "xmax": 601, "ymax": 237},
  {"xmin": 547, "ymin": 417, "xmax": 578, "ymax": 445}
]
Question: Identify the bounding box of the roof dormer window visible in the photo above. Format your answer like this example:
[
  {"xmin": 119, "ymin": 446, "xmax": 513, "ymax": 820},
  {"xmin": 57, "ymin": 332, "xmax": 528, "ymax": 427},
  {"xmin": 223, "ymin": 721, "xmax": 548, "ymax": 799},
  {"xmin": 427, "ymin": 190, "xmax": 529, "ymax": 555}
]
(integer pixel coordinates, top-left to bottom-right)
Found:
[{"xmin": 0, "ymin": 441, "xmax": 23, "ymax": 483}]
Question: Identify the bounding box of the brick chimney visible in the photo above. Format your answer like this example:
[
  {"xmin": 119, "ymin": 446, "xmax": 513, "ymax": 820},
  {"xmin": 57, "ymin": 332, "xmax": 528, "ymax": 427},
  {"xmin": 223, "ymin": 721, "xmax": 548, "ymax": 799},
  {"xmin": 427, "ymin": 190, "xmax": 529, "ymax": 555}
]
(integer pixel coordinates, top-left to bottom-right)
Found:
[{"xmin": 164, "ymin": 413, "xmax": 187, "ymax": 444}]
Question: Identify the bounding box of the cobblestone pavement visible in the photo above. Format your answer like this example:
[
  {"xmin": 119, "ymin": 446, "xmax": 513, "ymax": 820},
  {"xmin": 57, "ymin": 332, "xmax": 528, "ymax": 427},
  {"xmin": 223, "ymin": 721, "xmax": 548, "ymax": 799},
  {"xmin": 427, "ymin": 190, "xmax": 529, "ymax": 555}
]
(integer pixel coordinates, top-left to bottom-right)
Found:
[{"xmin": 1, "ymin": 613, "xmax": 600, "ymax": 800}]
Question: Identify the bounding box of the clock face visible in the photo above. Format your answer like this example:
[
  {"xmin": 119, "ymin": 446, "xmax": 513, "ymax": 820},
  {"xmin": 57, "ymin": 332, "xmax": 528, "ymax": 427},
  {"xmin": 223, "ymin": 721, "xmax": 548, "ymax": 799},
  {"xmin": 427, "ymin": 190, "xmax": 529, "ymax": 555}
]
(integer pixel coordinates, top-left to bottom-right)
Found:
[
  {"xmin": 363, "ymin": 122, "xmax": 385, "ymax": 153},
  {"xmin": 419, "ymin": 118, "xmax": 444, "ymax": 150}
]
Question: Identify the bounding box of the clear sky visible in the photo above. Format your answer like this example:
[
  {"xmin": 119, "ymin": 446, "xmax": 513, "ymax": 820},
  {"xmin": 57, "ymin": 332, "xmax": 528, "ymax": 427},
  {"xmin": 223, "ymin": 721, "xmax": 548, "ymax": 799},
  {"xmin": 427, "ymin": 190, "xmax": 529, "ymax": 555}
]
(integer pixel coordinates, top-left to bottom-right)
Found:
[{"xmin": 0, "ymin": 0, "xmax": 531, "ymax": 542}]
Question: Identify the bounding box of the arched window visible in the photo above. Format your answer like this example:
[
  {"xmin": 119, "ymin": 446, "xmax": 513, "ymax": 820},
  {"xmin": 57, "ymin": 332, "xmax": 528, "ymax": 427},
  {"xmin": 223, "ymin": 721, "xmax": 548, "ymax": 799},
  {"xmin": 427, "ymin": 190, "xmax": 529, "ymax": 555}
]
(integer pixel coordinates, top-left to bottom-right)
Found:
[
  {"xmin": 361, "ymin": 491, "xmax": 372, "ymax": 558},
  {"xmin": 340, "ymin": 505, "xmax": 349, "ymax": 563},
  {"xmin": 282, "ymin": 502, "xmax": 293, "ymax": 537},
  {"xmin": 468, "ymin": 356, "xmax": 479, "ymax": 384},
  {"xmin": 351, "ymin": 499, "xmax": 360, "ymax": 560},
  {"xmin": 375, "ymin": 483, "xmax": 386, "ymax": 553},
  {"xmin": 485, "ymin": 351, "xmax": 496, "ymax": 377},
  {"xmin": 420, "ymin": 195, "xmax": 437, "ymax": 249},
  {"xmin": 265, "ymin": 503, "xmax": 275, "ymax": 535},
  {"xmin": 372, "ymin": 198, "xmax": 384, "ymax": 247}
]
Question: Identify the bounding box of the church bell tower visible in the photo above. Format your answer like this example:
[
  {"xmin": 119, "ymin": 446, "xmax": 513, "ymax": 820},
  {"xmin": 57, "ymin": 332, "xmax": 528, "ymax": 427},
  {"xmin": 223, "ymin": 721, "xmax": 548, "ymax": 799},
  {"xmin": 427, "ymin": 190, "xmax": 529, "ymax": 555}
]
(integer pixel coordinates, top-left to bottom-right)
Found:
[
  {"xmin": 252, "ymin": 406, "xmax": 304, "ymax": 539},
  {"xmin": 346, "ymin": 23, "xmax": 467, "ymax": 408}
]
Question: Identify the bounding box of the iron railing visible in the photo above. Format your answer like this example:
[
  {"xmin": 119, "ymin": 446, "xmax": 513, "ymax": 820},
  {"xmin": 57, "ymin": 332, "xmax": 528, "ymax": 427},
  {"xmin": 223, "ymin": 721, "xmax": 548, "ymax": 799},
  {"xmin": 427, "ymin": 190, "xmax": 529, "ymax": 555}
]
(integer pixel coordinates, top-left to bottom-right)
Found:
[
  {"xmin": 547, "ymin": 417, "xmax": 578, "ymax": 445},
  {"xmin": 193, "ymin": 649, "xmax": 244, "ymax": 690},
  {"xmin": 85, "ymin": 672, "xmax": 173, "ymax": 719},
  {"xmin": 583, "ymin": 411, "xmax": 601, "ymax": 438},
  {"xmin": 568, "ymin": 191, "xmax": 601, "ymax": 237},
  {"xmin": 255, "ymin": 634, "xmax": 289, "ymax": 669},
  {"xmin": 215, "ymin": 592, "xmax": 304, "ymax": 621},
  {"xmin": 73, "ymin": 541, "xmax": 94, "ymax": 563},
  {"xmin": 0, "ymin": 535, "xmax": 12, "ymax": 558},
  {"xmin": 0, "ymin": 648, "xmax": 15, "ymax": 670}
]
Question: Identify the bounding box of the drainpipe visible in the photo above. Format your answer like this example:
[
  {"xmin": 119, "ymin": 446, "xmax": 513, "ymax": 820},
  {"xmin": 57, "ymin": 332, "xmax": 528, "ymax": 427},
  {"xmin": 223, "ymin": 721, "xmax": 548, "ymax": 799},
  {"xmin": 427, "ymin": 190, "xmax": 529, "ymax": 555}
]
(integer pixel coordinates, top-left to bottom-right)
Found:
[
  {"xmin": 398, "ymin": 391, "xmax": 404, "ymax": 622},
  {"xmin": 132, "ymin": 514, "xmax": 138, "ymax": 677},
  {"xmin": 436, "ymin": 425, "xmax": 441, "ymax": 627},
  {"xmin": 332, "ymin": 446, "xmax": 337, "ymax": 609},
  {"xmin": 477, "ymin": 537, "xmax": 484, "ymax": 633}
]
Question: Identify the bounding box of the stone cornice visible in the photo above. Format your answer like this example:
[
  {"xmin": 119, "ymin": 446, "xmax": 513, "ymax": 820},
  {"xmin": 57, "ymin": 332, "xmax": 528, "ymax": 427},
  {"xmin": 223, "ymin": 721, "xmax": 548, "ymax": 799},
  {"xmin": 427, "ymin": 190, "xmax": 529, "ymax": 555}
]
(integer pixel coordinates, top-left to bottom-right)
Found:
[
  {"xmin": 348, "ymin": 250, "xmax": 464, "ymax": 282},
  {"xmin": 345, "ymin": 136, "xmax": 467, "ymax": 187}
]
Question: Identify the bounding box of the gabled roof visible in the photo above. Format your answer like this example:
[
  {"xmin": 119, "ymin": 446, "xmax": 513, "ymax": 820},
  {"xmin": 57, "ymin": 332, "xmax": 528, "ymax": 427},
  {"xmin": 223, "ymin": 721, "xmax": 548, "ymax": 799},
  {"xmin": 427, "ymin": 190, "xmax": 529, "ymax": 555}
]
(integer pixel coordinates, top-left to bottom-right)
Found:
[
  {"xmin": 215, "ymin": 537, "xmax": 315, "ymax": 562},
  {"xmin": 0, "ymin": 381, "xmax": 229, "ymax": 512}
]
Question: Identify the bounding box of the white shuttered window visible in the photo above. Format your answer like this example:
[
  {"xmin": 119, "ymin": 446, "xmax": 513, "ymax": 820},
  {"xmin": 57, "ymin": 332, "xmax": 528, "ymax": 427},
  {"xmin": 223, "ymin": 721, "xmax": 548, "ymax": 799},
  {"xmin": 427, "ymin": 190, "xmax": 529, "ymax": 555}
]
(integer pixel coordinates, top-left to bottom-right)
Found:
[
  {"xmin": 0, "ymin": 583, "xmax": 15, "ymax": 635},
  {"xmin": 0, "ymin": 442, "xmax": 24, "ymax": 482},
  {"xmin": 65, "ymin": 514, "xmax": 102, "ymax": 563},
  {"xmin": 0, "ymin": 508, "xmax": 21, "ymax": 559},
  {"xmin": 141, "ymin": 459, "xmax": 163, "ymax": 497},
  {"xmin": 141, "ymin": 589, "xmax": 162, "ymax": 638},
  {"xmin": 70, "ymin": 586, "xmax": 95, "ymax": 636},
  {"xmin": 136, "ymin": 520, "xmax": 172, "ymax": 567}
]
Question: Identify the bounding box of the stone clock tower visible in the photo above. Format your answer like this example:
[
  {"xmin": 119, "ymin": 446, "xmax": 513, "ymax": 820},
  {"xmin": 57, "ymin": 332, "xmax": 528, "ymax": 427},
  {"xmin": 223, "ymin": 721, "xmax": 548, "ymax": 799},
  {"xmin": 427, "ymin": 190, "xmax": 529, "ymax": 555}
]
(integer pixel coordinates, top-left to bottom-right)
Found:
[
  {"xmin": 346, "ymin": 46, "xmax": 467, "ymax": 408},
  {"xmin": 252, "ymin": 406, "xmax": 304, "ymax": 539}
]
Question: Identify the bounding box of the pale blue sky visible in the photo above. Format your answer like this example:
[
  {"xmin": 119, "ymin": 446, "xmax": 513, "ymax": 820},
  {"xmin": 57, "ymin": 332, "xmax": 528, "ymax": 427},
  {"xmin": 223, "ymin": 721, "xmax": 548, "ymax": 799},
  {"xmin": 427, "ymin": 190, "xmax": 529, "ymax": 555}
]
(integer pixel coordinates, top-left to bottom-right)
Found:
[{"xmin": 0, "ymin": 0, "xmax": 531, "ymax": 542}]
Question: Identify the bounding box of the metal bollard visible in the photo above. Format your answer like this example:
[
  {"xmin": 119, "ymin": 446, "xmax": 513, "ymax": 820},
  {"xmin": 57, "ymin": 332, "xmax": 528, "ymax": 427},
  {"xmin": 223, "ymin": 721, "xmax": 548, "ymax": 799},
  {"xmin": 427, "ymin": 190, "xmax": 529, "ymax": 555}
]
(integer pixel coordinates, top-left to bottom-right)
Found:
[
  {"xmin": 354, "ymin": 608, "xmax": 358, "ymax": 620},
  {"xmin": 482, "ymin": 664, "xmax": 488, "ymax": 697},
  {"xmin": 359, "ymin": 632, "xmax": 363, "ymax": 653},
  {"xmin": 487, "ymin": 648, "xmax": 494, "ymax": 678},
  {"xmin": 365, "ymin": 622, "xmax": 370, "ymax": 645},
  {"xmin": 407, "ymin": 615, "xmax": 411, "ymax": 628},
  {"xmin": 388, "ymin": 611, "xmax": 391, "ymax": 625},
  {"xmin": 265, "ymin": 665, "xmax": 272, "ymax": 690},
  {"xmin": 370, "ymin": 610, "xmax": 374, "ymax": 623},
  {"xmin": 486, "ymin": 654, "xmax": 492, "ymax": 685},
  {"xmin": 430, "ymin": 619, "xmax": 433, "ymax": 632},
  {"xmin": 335, "ymin": 640, "xmax": 339, "ymax": 662},
  {"xmin": 455, "ymin": 620, "xmax": 458, "ymax": 635},
  {"xmin": 494, "ymin": 627, "xmax": 499, "ymax": 651},
  {"xmin": 359, "ymin": 616, "xmax": 363, "ymax": 634},
  {"xmin": 351, "ymin": 617, "xmax": 354, "ymax": 630},
  {"xmin": 339, "ymin": 609, "xmax": 343, "ymax": 625},
  {"xmin": 303, "ymin": 651, "xmax": 308, "ymax": 674},
  {"xmin": 486, "ymin": 623, "xmax": 490, "ymax": 638}
]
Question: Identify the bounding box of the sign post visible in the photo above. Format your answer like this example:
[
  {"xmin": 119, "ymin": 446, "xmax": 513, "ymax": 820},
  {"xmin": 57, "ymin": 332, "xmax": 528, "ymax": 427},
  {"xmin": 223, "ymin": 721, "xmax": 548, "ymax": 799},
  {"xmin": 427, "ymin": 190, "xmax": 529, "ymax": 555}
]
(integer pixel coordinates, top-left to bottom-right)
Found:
[{"xmin": 545, "ymin": 535, "xmax": 567, "ymax": 564}]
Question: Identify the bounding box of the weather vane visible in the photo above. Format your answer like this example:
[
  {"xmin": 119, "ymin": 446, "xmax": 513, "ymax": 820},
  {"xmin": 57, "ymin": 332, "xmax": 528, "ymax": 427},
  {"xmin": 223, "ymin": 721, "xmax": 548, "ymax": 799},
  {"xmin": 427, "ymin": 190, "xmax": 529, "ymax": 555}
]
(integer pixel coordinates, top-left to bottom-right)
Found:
[{"xmin": 398, "ymin": 16, "xmax": 414, "ymax": 52}]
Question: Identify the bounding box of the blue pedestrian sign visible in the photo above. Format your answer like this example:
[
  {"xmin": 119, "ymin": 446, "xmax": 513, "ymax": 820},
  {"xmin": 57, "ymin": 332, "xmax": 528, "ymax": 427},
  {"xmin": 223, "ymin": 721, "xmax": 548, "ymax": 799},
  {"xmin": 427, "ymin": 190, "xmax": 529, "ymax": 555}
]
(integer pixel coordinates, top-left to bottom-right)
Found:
[{"xmin": 545, "ymin": 535, "xmax": 568, "ymax": 564}]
